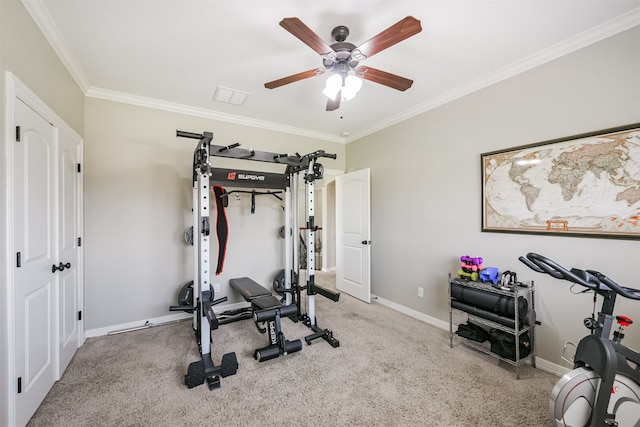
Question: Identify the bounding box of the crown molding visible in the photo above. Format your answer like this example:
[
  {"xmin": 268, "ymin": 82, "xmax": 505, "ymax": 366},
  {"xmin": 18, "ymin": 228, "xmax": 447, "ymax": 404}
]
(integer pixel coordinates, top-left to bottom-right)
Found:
[
  {"xmin": 23, "ymin": 0, "xmax": 343, "ymax": 143},
  {"xmin": 346, "ymin": 8, "xmax": 640, "ymax": 143},
  {"xmin": 86, "ymin": 87, "xmax": 346, "ymax": 143},
  {"xmin": 23, "ymin": 0, "xmax": 638, "ymax": 144},
  {"xmin": 21, "ymin": 0, "xmax": 91, "ymax": 93}
]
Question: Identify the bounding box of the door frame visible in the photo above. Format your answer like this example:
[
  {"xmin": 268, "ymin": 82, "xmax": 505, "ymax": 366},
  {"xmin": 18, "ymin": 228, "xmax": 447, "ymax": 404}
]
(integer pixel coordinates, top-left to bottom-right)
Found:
[
  {"xmin": 2, "ymin": 72, "xmax": 84, "ymax": 426},
  {"xmin": 319, "ymin": 168, "xmax": 343, "ymax": 272}
]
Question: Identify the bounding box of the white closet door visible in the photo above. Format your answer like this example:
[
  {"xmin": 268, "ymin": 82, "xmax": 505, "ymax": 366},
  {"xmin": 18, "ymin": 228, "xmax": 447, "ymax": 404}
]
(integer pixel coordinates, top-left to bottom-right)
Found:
[
  {"xmin": 14, "ymin": 99, "xmax": 57, "ymax": 426},
  {"xmin": 57, "ymin": 130, "xmax": 81, "ymax": 375}
]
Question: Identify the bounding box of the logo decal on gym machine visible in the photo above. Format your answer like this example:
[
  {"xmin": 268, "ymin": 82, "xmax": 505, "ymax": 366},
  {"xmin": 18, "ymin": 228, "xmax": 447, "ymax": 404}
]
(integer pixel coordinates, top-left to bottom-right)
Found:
[
  {"xmin": 227, "ymin": 171, "xmax": 265, "ymax": 182},
  {"xmin": 269, "ymin": 322, "xmax": 277, "ymax": 344},
  {"xmin": 239, "ymin": 174, "xmax": 265, "ymax": 181}
]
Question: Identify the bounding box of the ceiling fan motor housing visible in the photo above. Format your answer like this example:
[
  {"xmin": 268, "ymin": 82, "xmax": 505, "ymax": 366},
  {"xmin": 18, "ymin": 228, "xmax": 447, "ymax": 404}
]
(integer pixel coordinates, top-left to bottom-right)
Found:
[
  {"xmin": 324, "ymin": 42, "xmax": 359, "ymax": 72},
  {"xmin": 331, "ymin": 25, "xmax": 349, "ymax": 42}
]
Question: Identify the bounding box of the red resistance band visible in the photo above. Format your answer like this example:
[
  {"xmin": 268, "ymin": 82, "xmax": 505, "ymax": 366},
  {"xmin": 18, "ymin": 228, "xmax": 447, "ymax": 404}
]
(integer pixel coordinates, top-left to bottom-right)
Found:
[{"xmin": 212, "ymin": 186, "xmax": 228, "ymax": 275}]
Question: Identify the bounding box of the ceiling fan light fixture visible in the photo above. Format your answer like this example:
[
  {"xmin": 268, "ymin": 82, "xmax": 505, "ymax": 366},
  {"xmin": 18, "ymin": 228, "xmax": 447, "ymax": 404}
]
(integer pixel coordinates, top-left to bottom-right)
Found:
[
  {"xmin": 342, "ymin": 74, "xmax": 362, "ymax": 101},
  {"xmin": 323, "ymin": 73, "xmax": 342, "ymax": 100}
]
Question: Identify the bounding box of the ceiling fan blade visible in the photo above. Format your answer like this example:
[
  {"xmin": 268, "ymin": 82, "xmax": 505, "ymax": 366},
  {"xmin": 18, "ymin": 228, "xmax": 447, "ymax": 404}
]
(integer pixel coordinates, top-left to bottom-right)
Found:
[
  {"xmin": 354, "ymin": 16, "xmax": 421, "ymax": 59},
  {"xmin": 358, "ymin": 66, "xmax": 413, "ymax": 91},
  {"xmin": 265, "ymin": 68, "xmax": 324, "ymax": 89},
  {"xmin": 280, "ymin": 17, "xmax": 335, "ymax": 55},
  {"xmin": 326, "ymin": 91, "xmax": 341, "ymax": 111}
]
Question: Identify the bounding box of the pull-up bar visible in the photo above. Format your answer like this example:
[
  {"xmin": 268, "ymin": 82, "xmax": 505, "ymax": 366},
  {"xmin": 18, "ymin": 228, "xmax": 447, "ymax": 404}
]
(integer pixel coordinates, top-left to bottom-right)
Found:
[{"xmin": 219, "ymin": 189, "xmax": 284, "ymax": 214}]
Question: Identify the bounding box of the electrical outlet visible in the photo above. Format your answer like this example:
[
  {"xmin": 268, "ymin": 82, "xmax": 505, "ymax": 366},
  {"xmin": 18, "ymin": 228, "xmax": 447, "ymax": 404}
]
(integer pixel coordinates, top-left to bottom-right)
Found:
[
  {"xmin": 214, "ymin": 283, "xmax": 221, "ymax": 293},
  {"xmin": 418, "ymin": 286, "xmax": 424, "ymax": 298}
]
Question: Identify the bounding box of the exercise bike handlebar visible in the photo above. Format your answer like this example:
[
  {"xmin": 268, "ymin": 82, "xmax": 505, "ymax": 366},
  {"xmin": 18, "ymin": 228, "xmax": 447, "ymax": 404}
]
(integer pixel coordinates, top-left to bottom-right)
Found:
[
  {"xmin": 519, "ymin": 252, "xmax": 640, "ymax": 300},
  {"xmin": 587, "ymin": 269, "xmax": 640, "ymax": 300}
]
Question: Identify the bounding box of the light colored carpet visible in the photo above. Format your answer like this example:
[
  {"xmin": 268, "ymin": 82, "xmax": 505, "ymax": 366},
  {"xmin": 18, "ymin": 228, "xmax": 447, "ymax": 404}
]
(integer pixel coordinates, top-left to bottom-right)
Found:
[{"xmin": 28, "ymin": 272, "xmax": 558, "ymax": 426}]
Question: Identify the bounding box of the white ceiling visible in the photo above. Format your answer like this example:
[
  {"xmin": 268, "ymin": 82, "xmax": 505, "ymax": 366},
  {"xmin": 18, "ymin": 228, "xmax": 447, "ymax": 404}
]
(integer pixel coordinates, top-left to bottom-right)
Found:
[{"xmin": 24, "ymin": 1, "xmax": 640, "ymax": 142}]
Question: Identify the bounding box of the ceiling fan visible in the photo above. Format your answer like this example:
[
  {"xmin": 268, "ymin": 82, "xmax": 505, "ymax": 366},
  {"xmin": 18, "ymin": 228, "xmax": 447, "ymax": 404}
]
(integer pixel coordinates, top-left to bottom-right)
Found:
[{"xmin": 264, "ymin": 16, "xmax": 422, "ymax": 111}]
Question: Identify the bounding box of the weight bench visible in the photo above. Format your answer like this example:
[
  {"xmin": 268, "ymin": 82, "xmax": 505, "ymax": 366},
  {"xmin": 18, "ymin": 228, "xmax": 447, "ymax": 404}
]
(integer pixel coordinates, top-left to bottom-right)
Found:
[{"xmin": 228, "ymin": 277, "xmax": 302, "ymax": 362}]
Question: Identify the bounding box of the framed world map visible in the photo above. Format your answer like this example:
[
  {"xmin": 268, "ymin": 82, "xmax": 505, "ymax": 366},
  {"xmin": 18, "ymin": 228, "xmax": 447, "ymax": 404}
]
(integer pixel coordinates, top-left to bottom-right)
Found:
[{"xmin": 482, "ymin": 123, "xmax": 640, "ymax": 239}]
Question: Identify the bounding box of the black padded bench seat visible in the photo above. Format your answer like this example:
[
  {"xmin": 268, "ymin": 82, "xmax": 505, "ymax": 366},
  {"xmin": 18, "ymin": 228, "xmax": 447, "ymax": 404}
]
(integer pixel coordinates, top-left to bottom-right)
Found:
[
  {"xmin": 227, "ymin": 276, "xmax": 302, "ymax": 362},
  {"xmin": 230, "ymin": 276, "xmax": 287, "ymax": 314},
  {"xmin": 252, "ymin": 294, "xmax": 282, "ymax": 310},
  {"xmin": 230, "ymin": 277, "xmax": 273, "ymax": 302}
]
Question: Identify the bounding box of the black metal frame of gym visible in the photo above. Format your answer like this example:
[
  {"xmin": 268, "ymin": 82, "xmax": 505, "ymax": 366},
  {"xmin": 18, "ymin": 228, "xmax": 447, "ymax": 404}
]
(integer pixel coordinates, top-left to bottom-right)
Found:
[{"xmin": 171, "ymin": 130, "xmax": 340, "ymax": 390}]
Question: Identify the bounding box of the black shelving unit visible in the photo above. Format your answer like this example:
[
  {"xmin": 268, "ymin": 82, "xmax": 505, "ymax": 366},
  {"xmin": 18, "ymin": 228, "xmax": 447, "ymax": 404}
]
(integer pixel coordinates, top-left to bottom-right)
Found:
[{"xmin": 448, "ymin": 274, "xmax": 536, "ymax": 379}]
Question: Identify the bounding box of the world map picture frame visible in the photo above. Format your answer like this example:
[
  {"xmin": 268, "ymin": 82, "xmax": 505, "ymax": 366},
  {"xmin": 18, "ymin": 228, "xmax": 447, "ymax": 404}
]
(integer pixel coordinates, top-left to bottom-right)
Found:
[{"xmin": 481, "ymin": 123, "xmax": 640, "ymax": 240}]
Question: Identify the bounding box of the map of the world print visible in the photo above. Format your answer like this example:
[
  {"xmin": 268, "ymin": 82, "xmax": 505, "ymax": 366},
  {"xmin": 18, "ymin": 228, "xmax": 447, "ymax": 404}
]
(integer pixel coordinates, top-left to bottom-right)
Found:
[{"xmin": 482, "ymin": 124, "xmax": 640, "ymax": 239}]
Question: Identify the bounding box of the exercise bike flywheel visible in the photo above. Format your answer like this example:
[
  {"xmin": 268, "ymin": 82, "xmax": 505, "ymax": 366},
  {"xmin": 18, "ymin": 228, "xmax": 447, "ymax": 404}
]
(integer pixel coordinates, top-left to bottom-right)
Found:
[{"xmin": 551, "ymin": 367, "xmax": 640, "ymax": 426}]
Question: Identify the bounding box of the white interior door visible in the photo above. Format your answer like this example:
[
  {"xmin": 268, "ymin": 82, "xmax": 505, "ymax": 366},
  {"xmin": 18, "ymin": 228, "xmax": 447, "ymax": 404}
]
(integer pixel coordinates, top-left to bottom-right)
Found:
[
  {"xmin": 57, "ymin": 130, "xmax": 80, "ymax": 375},
  {"xmin": 14, "ymin": 99, "xmax": 57, "ymax": 426},
  {"xmin": 336, "ymin": 168, "xmax": 371, "ymax": 302}
]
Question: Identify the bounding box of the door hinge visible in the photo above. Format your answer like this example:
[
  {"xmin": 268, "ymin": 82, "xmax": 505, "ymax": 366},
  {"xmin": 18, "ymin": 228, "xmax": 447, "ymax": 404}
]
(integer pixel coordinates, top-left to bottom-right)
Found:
[
  {"xmin": 77, "ymin": 237, "xmax": 82, "ymax": 247},
  {"xmin": 16, "ymin": 126, "xmax": 20, "ymax": 142},
  {"xmin": 78, "ymin": 311, "xmax": 82, "ymax": 321},
  {"xmin": 17, "ymin": 377, "xmax": 22, "ymax": 394},
  {"xmin": 16, "ymin": 252, "xmax": 21, "ymax": 268},
  {"xmin": 77, "ymin": 163, "xmax": 81, "ymax": 173}
]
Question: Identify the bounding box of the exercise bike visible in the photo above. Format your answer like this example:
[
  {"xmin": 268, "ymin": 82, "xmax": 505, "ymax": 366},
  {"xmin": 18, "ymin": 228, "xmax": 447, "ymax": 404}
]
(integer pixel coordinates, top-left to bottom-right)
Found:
[{"xmin": 519, "ymin": 253, "xmax": 640, "ymax": 427}]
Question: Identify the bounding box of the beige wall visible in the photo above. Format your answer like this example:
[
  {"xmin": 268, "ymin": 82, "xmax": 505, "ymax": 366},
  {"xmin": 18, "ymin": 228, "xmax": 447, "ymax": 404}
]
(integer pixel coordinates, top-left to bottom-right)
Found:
[
  {"xmin": 0, "ymin": 0, "xmax": 84, "ymax": 134},
  {"xmin": 346, "ymin": 26, "xmax": 640, "ymax": 368},
  {"xmin": 83, "ymin": 97, "xmax": 345, "ymax": 331},
  {"xmin": 0, "ymin": 1, "xmax": 85, "ymax": 425}
]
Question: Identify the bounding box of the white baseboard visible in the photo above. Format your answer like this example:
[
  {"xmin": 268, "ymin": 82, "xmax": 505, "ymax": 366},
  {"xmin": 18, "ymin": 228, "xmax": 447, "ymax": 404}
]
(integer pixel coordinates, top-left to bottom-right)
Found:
[
  {"xmin": 535, "ymin": 358, "xmax": 571, "ymax": 377},
  {"xmin": 84, "ymin": 301, "xmax": 250, "ymax": 338},
  {"xmin": 372, "ymin": 294, "xmax": 450, "ymax": 331},
  {"xmin": 372, "ymin": 293, "xmax": 569, "ymax": 378}
]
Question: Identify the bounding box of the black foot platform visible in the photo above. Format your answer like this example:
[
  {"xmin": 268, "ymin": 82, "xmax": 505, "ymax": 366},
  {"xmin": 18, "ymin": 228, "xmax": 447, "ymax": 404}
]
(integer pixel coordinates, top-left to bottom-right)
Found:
[
  {"xmin": 301, "ymin": 315, "xmax": 340, "ymax": 348},
  {"xmin": 184, "ymin": 352, "xmax": 238, "ymax": 390}
]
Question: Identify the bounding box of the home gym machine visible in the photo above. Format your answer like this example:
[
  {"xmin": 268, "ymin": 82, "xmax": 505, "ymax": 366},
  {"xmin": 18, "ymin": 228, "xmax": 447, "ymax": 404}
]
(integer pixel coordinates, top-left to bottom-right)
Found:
[
  {"xmin": 213, "ymin": 141, "xmax": 341, "ymax": 349},
  {"xmin": 171, "ymin": 130, "xmax": 340, "ymax": 385},
  {"xmin": 520, "ymin": 253, "xmax": 640, "ymax": 427}
]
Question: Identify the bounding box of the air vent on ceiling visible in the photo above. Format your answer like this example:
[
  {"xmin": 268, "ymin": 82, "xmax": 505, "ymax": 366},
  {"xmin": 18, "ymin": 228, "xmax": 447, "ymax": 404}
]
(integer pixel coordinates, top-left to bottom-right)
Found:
[{"xmin": 213, "ymin": 86, "xmax": 249, "ymax": 106}]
